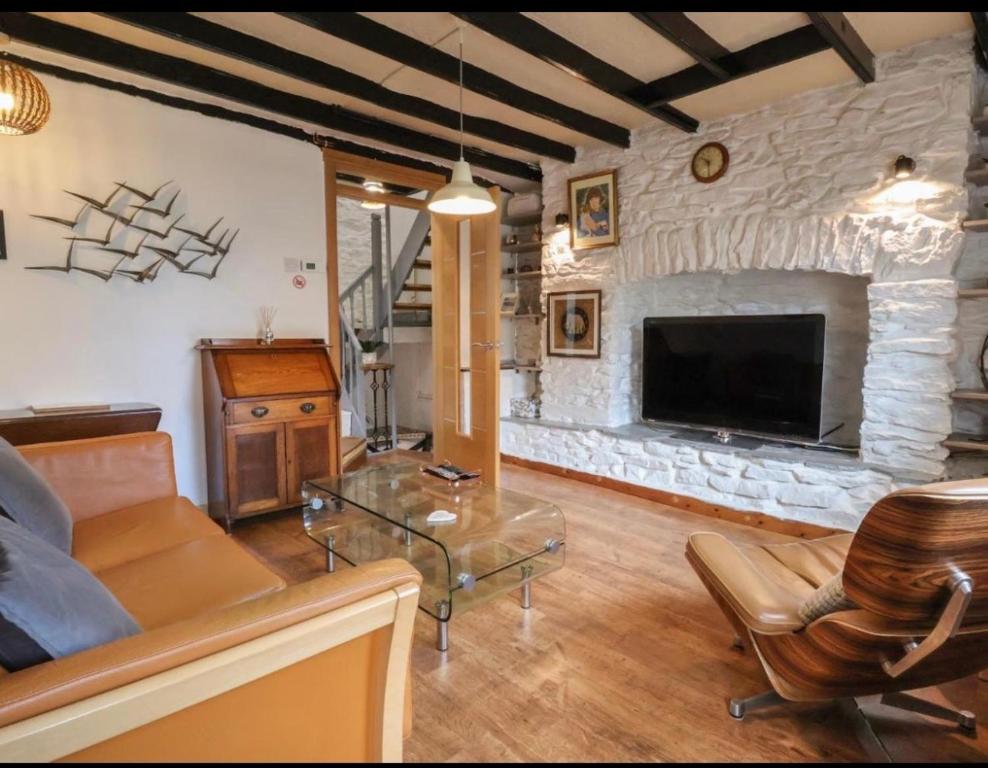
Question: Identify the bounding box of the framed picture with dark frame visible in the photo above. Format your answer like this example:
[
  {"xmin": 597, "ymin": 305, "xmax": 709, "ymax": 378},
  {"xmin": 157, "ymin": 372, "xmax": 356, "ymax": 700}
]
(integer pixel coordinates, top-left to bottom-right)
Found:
[
  {"xmin": 547, "ymin": 289, "xmax": 602, "ymax": 359},
  {"xmin": 567, "ymin": 169, "xmax": 618, "ymax": 250}
]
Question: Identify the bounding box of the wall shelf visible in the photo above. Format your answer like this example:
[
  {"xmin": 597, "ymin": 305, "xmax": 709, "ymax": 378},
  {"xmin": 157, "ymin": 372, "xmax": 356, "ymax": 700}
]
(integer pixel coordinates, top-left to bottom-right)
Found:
[
  {"xmin": 502, "ymin": 242, "xmax": 542, "ymax": 254},
  {"xmin": 944, "ymin": 432, "xmax": 988, "ymax": 452},
  {"xmin": 502, "ymin": 271, "xmax": 544, "ymax": 280},
  {"xmin": 500, "ymin": 313, "xmax": 544, "ymax": 320},
  {"xmin": 963, "ymin": 218, "xmax": 988, "ymax": 233},
  {"xmin": 502, "ymin": 212, "xmax": 542, "ymax": 228},
  {"xmin": 966, "ymin": 167, "xmax": 988, "ymax": 186},
  {"xmin": 958, "ymin": 288, "xmax": 988, "ymax": 298},
  {"xmin": 951, "ymin": 389, "xmax": 988, "ymax": 401}
]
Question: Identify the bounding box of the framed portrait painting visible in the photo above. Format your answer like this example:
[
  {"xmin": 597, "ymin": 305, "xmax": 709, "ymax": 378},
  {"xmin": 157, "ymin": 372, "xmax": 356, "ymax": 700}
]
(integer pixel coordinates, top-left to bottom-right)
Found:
[
  {"xmin": 547, "ymin": 290, "xmax": 601, "ymax": 359},
  {"xmin": 568, "ymin": 169, "xmax": 618, "ymax": 250}
]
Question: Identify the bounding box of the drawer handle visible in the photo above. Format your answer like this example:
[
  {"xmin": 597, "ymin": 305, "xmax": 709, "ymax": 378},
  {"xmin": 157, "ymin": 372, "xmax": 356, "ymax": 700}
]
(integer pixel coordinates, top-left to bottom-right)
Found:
[
  {"xmin": 300, "ymin": 402, "xmax": 317, "ymax": 414},
  {"xmin": 251, "ymin": 406, "xmax": 269, "ymax": 418}
]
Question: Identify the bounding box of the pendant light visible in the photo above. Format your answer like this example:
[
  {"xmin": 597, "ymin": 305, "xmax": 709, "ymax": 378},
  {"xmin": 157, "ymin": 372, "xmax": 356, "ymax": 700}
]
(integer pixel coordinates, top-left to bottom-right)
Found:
[
  {"xmin": 0, "ymin": 34, "xmax": 51, "ymax": 136},
  {"xmin": 428, "ymin": 28, "xmax": 495, "ymax": 216}
]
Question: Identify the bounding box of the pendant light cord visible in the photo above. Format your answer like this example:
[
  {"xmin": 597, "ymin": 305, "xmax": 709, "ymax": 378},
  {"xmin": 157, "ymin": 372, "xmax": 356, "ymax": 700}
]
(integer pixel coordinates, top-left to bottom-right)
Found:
[{"xmin": 458, "ymin": 27, "xmax": 464, "ymax": 162}]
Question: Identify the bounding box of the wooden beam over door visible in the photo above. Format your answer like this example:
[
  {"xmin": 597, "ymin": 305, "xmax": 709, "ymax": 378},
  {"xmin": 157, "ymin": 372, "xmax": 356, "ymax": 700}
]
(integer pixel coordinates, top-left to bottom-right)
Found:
[
  {"xmin": 628, "ymin": 25, "xmax": 831, "ymax": 108},
  {"xmin": 630, "ymin": 12, "xmax": 733, "ymax": 80},
  {"xmin": 0, "ymin": 12, "xmax": 540, "ymax": 182},
  {"xmin": 452, "ymin": 11, "xmax": 698, "ymax": 133},
  {"xmin": 806, "ymin": 12, "xmax": 875, "ymax": 83},
  {"xmin": 99, "ymin": 11, "xmax": 576, "ymax": 163},
  {"xmin": 282, "ymin": 11, "xmax": 632, "ymax": 148}
]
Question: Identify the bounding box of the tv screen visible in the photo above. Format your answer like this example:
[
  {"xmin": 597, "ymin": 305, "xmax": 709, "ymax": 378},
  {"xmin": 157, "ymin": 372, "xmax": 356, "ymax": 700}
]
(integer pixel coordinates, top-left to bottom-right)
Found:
[{"xmin": 642, "ymin": 314, "xmax": 825, "ymax": 440}]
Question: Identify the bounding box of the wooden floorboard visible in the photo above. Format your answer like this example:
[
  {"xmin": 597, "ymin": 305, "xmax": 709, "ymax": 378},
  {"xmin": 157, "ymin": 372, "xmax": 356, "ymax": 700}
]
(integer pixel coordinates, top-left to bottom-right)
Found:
[{"xmin": 232, "ymin": 457, "xmax": 988, "ymax": 763}]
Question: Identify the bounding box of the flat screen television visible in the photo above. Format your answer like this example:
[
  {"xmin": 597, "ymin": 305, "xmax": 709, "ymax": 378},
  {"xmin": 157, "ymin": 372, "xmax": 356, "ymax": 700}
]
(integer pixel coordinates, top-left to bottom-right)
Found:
[{"xmin": 641, "ymin": 314, "xmax": 826, "ymax": 441}]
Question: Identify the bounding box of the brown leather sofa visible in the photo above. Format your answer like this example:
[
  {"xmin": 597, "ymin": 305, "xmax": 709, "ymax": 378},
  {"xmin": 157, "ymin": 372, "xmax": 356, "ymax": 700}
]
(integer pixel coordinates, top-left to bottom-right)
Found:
[
  {"xmin": 687, "ymin": 478, "xmax": 988, "ymax": 760},
  {"xmin": 0, "ymin": 432, "xmax": 421, "ymax": 762}
]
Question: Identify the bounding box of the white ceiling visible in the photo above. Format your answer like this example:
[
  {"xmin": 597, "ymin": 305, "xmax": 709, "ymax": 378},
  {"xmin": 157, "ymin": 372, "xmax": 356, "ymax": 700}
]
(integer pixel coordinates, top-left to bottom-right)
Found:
[{"xmin": 15, "ymin": 12, "xmax": 978, "ymax": 189}]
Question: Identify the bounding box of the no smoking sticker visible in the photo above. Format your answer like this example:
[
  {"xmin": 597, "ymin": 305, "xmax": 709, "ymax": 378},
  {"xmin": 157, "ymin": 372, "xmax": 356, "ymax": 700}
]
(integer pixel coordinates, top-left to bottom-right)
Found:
[{"xmin": 292, "ymin": 274, "xmax": 307, "ymax": 289}]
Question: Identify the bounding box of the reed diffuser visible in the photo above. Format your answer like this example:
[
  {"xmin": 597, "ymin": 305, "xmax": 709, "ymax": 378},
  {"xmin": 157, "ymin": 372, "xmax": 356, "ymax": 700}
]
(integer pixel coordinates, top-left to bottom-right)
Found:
[{"xmin": 259, "ymin": 305, "xmax": 277, "ymax": 345}]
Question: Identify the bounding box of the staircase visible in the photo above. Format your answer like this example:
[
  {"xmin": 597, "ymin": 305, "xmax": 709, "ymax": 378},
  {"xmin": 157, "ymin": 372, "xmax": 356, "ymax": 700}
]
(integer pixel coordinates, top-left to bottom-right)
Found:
[{"xmin": 338, "ymin": 208, "xmax": 434, "ymax": 453}]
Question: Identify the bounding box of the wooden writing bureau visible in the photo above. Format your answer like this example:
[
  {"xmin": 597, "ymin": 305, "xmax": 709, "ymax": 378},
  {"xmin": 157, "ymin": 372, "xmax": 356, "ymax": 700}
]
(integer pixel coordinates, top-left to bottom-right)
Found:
[{"xmin": 198, "ymin": 338, "xmax": 341, "ymax": 531}]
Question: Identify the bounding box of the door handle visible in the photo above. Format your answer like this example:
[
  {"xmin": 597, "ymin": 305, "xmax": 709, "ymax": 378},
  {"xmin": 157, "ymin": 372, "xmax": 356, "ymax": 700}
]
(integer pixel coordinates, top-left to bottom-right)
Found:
[
  {"xmin": 251, "ymin": 406, "xmax": 269, "ymax": 418},
  {"xmin": 471, "ymin": 341, "xmax": 502, "ymax": 350},
  {"xmin": 300, "ymin": 402, "xmax": 317, "ymax": 414}
]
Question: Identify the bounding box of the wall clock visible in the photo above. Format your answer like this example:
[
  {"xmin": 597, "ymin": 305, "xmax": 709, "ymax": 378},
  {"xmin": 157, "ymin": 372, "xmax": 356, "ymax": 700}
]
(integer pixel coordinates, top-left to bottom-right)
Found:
[{"xmin": 691, "ymin": 142, "xmax": 729, "ymax": 183}]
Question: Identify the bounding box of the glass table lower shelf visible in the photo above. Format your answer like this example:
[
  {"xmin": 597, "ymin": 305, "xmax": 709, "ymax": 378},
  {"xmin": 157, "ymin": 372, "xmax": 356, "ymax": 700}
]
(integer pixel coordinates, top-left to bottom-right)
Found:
[{"xmin": 302, "ymin": 461, "xmax": 566, "ymax": 651}]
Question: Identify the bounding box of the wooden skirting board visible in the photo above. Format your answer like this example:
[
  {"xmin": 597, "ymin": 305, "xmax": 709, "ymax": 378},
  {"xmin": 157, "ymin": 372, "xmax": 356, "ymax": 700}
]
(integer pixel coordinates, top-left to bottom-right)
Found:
[{"xmin": 500, "ymin": 453, "xmax": 845, "ymax": 539}]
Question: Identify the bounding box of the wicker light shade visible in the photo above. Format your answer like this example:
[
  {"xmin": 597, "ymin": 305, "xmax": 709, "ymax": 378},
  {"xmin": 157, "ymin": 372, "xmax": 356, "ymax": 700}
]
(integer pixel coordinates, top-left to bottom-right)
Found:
[{"xmin": 0, "ymin": 59, "xmax": 50, "ymax": 136}]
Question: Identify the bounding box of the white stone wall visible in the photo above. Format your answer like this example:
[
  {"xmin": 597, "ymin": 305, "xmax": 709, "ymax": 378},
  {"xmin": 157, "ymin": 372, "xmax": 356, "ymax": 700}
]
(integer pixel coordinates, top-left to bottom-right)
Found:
[
  {"xmin": 502, "ymin": 419, "xmax": 900, "ymax": 531},
  {"xmin": 505, "ymin": 34, "xmax": 980, "ymax": 527}
]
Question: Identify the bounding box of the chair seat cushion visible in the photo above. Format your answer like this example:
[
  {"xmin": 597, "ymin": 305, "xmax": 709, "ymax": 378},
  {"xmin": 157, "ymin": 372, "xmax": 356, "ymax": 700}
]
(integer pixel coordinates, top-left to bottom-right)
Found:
[
  {"xmin": 73, "ymin": 496, "xmax": 223, "ymax": 573},
  {"xmin": 95, "ymin": 536, "xmax": 286, "ymax": 630},
  {"xmin": 0, "ymin": 438, "xmax": 72, "ymax": 553},
  {"xmin": 687, "ymin": 531, "xmax": 853, "ymax": 634},
  {"xmin": 0, "ymin": 517, "xmax": 139, "ymax": 671}
]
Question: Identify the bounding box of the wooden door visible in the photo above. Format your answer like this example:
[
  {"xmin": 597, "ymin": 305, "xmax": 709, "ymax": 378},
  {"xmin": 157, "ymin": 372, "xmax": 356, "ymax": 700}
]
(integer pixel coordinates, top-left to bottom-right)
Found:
[
  {"xmin": 431, "ymin": 189, "xmax": 502, "ymax": 482},
  {"xmin": 285, "ymin": 417, "xmax": 336, "ymax": 504},
  {"xmin": 227, "ymin": 422, "xmax": 286, "ymax": 518}
]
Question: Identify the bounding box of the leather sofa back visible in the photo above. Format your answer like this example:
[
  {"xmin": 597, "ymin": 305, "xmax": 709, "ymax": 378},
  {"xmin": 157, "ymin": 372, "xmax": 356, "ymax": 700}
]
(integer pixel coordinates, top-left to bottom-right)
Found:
[{"xmin": 18, "ymin": 433, "xmax": 177, "ymax": 522}]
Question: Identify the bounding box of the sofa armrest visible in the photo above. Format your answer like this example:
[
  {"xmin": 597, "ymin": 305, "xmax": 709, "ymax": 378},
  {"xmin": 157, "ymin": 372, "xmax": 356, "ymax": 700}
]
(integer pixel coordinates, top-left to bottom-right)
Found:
[
  {"xmin": 17, "ymin": 432, "xmax": 178, "ymax": 522},
  {"xmin": 0, "ymin": 559, "xmax": 421, "ymax": 763}
]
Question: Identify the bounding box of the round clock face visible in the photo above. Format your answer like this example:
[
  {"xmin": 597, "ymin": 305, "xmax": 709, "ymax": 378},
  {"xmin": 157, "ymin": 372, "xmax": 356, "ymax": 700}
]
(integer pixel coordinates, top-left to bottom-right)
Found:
[{"xmin": 691, "ymin": 142, "xmax": 729, "ymax": 183}]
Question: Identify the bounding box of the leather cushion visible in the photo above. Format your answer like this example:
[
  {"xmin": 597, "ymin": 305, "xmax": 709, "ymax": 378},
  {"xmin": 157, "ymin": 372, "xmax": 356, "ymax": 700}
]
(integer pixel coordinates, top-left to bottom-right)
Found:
[
  {"xmin": 96, "ymin": 536, "xmax": 286, "ymax": 630},
  {"xmin": 73, "ymin": 496, "xmax": 223, "ymax": 573},
  {"xmin": 687, "ymin": 531, "xmax": 853, "ymax": 634},
  {"xmin": 0, "ymin": 437, "xmax": 72, "ymax": 553},
  {"xmin": 0, "ymin": 517, "xmax": 139, "ymax": 670}
]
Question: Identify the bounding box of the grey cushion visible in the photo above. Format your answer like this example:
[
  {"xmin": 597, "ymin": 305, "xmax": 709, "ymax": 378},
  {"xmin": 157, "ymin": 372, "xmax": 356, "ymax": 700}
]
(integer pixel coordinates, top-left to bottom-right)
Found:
[
  {"xmin": 0, "ymin": 517, "xmax": 140, "ymax": 671},
  {"xmin": 797, "ymin": 572, "xmax": 857, "ymax": 625},
  {"xmin": 0, "ymin": 437, "xmax": 72, "ymax": 553}
]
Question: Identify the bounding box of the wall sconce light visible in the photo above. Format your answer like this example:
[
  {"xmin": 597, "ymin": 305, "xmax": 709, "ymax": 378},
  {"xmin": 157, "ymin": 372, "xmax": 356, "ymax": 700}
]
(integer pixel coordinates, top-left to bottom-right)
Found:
[
  {"xmin": 893, "ymin": 155, "xmax": 916, "ymax": 179},
  {"xmin": 360, "ymin": 179, "xmax": 386, "ymax": 210},
  {"xmin": 0, "ymin": 34, "xmax": 52, "ymax": 136}
]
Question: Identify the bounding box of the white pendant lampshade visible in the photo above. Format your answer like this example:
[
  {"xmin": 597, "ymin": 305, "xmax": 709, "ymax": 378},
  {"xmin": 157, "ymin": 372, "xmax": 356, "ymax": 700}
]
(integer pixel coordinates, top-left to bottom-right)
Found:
[
  {"xmin": 427, "ymin": 28, "xmax": 496, "ymax": 217},
  {"xmin": 428, "ymin": 160, "xmax": 495, "ymax": 215}
]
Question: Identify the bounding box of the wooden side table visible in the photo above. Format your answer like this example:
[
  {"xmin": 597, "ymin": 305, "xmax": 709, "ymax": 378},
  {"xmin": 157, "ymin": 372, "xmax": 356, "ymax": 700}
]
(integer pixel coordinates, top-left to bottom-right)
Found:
[{"xmin": 0, "ymin": 403, "xmax": 162, "ymax": 446}]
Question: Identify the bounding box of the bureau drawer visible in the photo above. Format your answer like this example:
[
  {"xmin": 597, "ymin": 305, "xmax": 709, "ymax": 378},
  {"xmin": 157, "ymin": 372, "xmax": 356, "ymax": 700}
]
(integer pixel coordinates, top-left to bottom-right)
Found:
[{"xmin": 230, "ymin": 396, "xmax": 332, "ymax": 425}]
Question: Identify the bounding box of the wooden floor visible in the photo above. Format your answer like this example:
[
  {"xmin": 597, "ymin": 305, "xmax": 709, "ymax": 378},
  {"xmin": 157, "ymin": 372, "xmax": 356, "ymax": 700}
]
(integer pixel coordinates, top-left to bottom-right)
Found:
[{"xmin": 233, "ymin": 458, "xmax": 988, "ymax": 763}]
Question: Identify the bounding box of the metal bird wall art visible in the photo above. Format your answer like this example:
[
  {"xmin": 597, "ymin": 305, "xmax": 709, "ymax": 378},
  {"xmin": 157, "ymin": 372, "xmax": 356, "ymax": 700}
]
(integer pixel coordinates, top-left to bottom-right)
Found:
[{"xmin": 28, "ymin": 180, "xmax": 236, "ymax": 283}]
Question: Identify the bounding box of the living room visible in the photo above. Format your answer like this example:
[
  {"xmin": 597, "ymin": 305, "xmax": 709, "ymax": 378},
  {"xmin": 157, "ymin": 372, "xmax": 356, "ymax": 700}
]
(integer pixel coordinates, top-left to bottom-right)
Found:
[{"xmin": 1, "ymin": 10, "xmax": 988, "ymax": 763}]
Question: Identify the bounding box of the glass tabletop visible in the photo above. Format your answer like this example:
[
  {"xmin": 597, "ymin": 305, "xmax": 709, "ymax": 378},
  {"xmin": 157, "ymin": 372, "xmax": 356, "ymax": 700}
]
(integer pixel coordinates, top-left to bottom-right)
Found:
[{"xmin": 302, "ymin": 462, "xmax": 566, "ymax": 619}]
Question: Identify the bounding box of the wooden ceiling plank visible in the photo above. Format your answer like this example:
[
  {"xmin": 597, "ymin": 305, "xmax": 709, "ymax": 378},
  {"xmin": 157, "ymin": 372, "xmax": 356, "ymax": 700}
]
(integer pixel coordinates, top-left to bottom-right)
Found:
[
  {"xmin": 1, "ymin": 12, "xmax": 539, "ymax": 181},
  {"xmin": 629, "ymin": 25, "xmax": 830, "ymax": 108},
  {"xmin": 806, "ymin": 12, "xmax": 875, "ymax": 83},
  {"xmin": 453, "ymin": 11, "xmax": 698, "ymax": 133},
  {"xmin": 282, "ymin": 11, "xmax": 632, "ymax": 148},
  {"xmin": 6, "ymin": 51, "xmax": 505, "ymax": 189},
  {"xmin": 631, "ymin": 12, "xmax": 732, "ymax": 80},
  {"xmin": 98, "ymin": 11, "xmax": 575, "ymax": 163}
]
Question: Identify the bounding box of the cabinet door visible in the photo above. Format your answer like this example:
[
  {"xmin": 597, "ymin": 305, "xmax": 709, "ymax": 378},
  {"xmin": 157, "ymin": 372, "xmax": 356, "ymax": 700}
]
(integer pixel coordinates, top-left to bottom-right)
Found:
[
  {"xmin": 285, "ymin": 417, "xmax": 335, "ymax": 504},
  {"xmin": 227, "ymin": 422, "xmax": 287, "ymax": 518}
]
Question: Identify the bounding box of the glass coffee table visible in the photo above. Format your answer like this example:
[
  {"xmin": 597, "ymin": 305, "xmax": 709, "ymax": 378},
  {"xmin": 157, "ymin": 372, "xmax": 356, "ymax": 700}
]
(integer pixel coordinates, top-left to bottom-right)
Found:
[{"xmin": 302, "ymin": 462, "xmax": 566, "ymax": 651}]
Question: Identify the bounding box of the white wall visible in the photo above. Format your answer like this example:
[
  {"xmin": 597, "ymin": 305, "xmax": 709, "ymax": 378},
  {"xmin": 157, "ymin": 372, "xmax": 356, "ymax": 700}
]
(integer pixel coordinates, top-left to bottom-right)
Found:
[{"xmin": 0, "ymin": 73, "xmax": 327, "ymax": 504}]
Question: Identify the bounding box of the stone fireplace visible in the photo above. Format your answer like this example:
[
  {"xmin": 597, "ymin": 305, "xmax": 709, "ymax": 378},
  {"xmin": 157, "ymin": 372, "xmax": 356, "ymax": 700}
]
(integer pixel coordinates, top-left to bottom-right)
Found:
[{"xmin": 501, "ymin": 34, "xmax": 981, "ymax": 529}]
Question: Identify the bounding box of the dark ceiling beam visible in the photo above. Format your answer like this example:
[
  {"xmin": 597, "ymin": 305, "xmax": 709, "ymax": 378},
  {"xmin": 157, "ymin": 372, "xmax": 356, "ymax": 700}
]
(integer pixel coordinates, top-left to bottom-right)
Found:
[
  {"xmin": 0, "ymin": 12, "xmax": 539, "ymax": 181},
  {"xmin": 5, "ymin": 53, "xmax": 503, "ymax": 189},
  {"xmin": 973, "ymin": 12, "xmax": 988, "ymax": 71},
  {"xmin": 630, "ymin": 12, "xmax": 732, "ymax": 81},
  {"xmin": 282, "ymin": 11, "xmax": 631, "ymax": 148},
  {"xmin": 452, "ymin": 11, "xmax": 698, "ymax": 133},
  {"xmin": 806, "ymin": 12, "xmax": 875, "ymax": 83},
  {"xmin": 629, "ymin": 25, "xmax": 830, "ymax": 109},
  {"xmin": 98, "ymin": 11, "xmax": 574, "ymax": 163}
]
